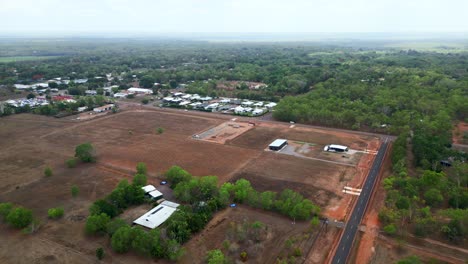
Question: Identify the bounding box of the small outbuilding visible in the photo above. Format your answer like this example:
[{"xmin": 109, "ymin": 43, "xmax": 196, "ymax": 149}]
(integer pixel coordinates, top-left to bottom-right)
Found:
[
  {"xmin": 324, "ymin": 144, "xmax": 349, "ymax": 152},
  {"xmin": 269, "ymin": 139, "xmax": 288, "ymax": 151}
]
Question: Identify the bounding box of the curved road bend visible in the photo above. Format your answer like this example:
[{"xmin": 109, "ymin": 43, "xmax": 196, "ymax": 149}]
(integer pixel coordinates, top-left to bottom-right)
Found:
[{"xmin": 331, "ymin": 138, "xmax": 389, "ymax": 264}]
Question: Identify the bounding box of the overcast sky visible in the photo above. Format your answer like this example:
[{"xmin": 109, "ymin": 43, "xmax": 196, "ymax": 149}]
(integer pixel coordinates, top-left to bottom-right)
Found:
[{"xmin": 1, "ymin": 0, "xmax": 467, "ymax": 34}]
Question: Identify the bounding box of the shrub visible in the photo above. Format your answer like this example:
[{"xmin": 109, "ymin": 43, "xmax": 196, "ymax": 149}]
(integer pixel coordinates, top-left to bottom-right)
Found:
[
  {"xmin": 0, "ymin": 202, "xmax": 13, "ymax": 220},
  {"xmin": 96, "ymin": 247, "xmax": 104, "ymax": 260},
  {"xmin": 141, "ymin": 98, "xmax": 149, "ymax": 104},
  {"xmin": 75, "ymin": 143, "xmax": 96, "ymax": 163},
  {"xmin": 206, "ymin": 249, "xmax": 226, "ymax": 264},
  {"xmin": 6, "ymin": 207, "xmax": 33, "ymax": 229},
  {"xmin": 157, "ymin": 127, "xmax": 164, "ymax": 134},
  {"xmin": 71, "ymin": 185, "xmax": 79, "ymax": 197},
  {"xmin": 44, "ymin": 166, "xmax": 53, "ymax": 177},
  {"xmin": 383, "ymin": 224, "xmax": 397, "ymax": 235},
  {"xmin": 66, "ymin": 158, "xmax": 77, "ymax": 168},
  {"xmin": 136, "ymin": 162, "xmax": 147, "ymax": 175},
  {"xmin": 47, "ymin": 207, "xmax": 64, "ymax": 219}
]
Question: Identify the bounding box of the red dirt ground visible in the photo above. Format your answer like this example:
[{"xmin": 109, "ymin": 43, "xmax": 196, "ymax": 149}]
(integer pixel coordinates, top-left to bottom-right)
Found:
[
  {"xmin": 181, "ymin": 205, "xmax": 316, "ymax": 264},
  {"xmin": 452, "ymin": 121, "xmax": 468, "ymax": 144},
  {"xmin": 0, "ymin": 109, "xmax": 382, "ymax": 263}
]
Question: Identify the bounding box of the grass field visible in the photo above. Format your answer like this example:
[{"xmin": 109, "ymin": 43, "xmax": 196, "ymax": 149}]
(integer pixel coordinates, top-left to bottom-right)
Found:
[{"xmin": 0, "ymin": 56, "xmax": 60, "ymax": 63}]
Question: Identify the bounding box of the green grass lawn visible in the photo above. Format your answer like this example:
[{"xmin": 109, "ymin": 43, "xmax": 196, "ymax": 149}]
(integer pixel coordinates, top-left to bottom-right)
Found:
[{"xmin": 0, "ymin": 56, "xmax": 60, "ymax": 63}]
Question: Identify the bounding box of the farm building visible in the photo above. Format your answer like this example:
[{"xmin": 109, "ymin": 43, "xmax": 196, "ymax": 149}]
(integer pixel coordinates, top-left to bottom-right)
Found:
[
  {"xmin": 93, "ymin": 104, "xmax": 114, "ymax": 113},
  {"xmin": 142, "ymin": 185, "xmax": 156, "ymax": 193},
  {"xmin": 133, "ymin": 201, "xmax": 180, "ymax": 229},
  {"xmin": 269, "ymin": 139, "xmax": 288, "ymax": 151},
  {"xmin": 323, "ymin": 144, "xmax": 349, "ymax": 152}
]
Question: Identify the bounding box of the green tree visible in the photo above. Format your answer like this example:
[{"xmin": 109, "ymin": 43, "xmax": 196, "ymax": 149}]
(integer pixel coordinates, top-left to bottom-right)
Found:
[
  {"xmin": 44, "ymin": 166, "xmax": 53, "ymax": 177},
  {"xmin": 166, "ymin": 166, "xmax": 192, "ymax": 188},
  {"xmin": 47, "ymin": 207, "xmax": 64, "ymax": 219},
  {"xmin": 157, "ymin": 127, "xmax": 164, "ymax": 134},
  {"xmin": 131, "ymin": 228, "xmax": 152, "ymax": 256},
  {"xmin": 424, "ymin": 188, "xmax": 444, "ymax": 207},
  {"xmin": 6, "ymin": 207, "xmax": 33, "ymax": 229},
  {"xmin": 75, "ymin": 143, "xmax": 96, "ymax": 163},
  {"xmin": 111, "ymin": 226, "xmax": 134, "ymax": 253},
  {"xmin": 165, "ymin": 239, "xmax": 185, "ymax": 261},
  {"xmin": 136, "ymin": 162, "xmax": 147, "ymax": 175},
  {"xmin": 85, "ymin": 213, "xmax": 110, "ymax": 235},
  {"xmin": 106, "ymin": 218, "xmax": 129, "ymax": 237},
  {"xmin": 89, "ymin": 199, "xmax": 119, "ymax": 218},
  {"xmin": 133, "ymin": 173, "xmax": 147, "ymax": 187}
]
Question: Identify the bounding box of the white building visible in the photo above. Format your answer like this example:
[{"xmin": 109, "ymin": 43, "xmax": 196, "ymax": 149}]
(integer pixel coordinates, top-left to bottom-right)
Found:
[
  {"xmin": 252, "ymin": 108, "xmax": 265, "ymax": 116},
  {"xmin": 323, "ymin": 144, "xmax": 349, "ymax": 152},
  {"xmin": 265, "ymin": 102, "xmax": 277, "ymax": 109},
  {"xmin": 133, "ymin": 201, "xmax": 180, "ymax": 229},
  {"xmin": 128, "ymin": 88, "xmax": 153, "ymax": 94},
  {"xmin": 93, "ymin": 104, "xmax": 114, "ymax": 113}
]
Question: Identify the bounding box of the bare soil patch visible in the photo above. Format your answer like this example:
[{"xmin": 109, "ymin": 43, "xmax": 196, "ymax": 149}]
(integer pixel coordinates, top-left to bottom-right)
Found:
[{"xmin": 195, "ymin": 121, "xmax": 254, "ymax": 144}]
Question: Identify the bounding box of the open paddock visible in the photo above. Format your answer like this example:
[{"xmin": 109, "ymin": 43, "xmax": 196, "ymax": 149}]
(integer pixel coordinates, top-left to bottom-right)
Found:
[
  {"xmin": 181, "ymin": 205, "xmax": 317, "ymax": 264},
  {"xmin": 232, "ymin": 151, "xmax": 356, "ymax": 212}
]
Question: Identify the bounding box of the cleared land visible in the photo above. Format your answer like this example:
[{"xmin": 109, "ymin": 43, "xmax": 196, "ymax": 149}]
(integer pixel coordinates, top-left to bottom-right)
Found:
[{"xmin": 0, "ymin": 109, "xmax": 380, "ymax": 263}]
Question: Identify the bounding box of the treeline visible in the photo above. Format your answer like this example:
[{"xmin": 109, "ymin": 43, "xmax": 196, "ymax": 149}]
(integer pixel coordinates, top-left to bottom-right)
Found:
[
  {"xmin": 167, "ymin": 166, "xmax": 320, "ymax": 221},
  {"xmin": 379, "ymin": 134, "xmax": 468, "ymax": 243}
]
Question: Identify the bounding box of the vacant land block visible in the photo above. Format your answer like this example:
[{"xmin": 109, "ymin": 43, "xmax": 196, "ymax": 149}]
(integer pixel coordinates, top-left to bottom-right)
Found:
[{"xmin": 0, "ymin": 109, "xmax": 381, "ymax": 263}]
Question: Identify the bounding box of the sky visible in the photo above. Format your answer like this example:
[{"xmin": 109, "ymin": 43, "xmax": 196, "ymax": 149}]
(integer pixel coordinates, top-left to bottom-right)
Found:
[{"xmin": 0, "ymin": 0, "xmax": 467, "ymax": 35}]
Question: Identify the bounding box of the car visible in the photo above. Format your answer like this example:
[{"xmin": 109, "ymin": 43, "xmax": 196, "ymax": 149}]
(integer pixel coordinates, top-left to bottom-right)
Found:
[{"xmin": 160, "ymin": 181, "xmax": 167, "ymax": 185}]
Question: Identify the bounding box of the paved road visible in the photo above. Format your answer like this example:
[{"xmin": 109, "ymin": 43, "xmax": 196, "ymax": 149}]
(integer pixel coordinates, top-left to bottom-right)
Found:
[{"xmin": 331, "ymin": 138, "xmax": 389, "ymax": 264}]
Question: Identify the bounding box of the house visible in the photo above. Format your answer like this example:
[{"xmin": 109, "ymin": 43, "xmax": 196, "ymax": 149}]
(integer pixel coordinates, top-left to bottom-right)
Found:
[
  {"xmin": 142, "ymin": 185, "xmax": 156, "ymax": 193},
  {"xmin": 234, "ymin": 106, "xmax": 245, "ymax": 114},
  {"xmin": 114, "ymin": 92, "xmax": 128, "ymax": 98},
  {"xmin": 85, "ymin": 90, "xmax": 97, "ymax": 95},
  {"xmin": 93, "ymin": 104, "xmax": 114, "ymax": 113},
  {"xmin": 252, "ymin": 108, "xmax": 265, "ymax": 116},
  {"xmin": 269, "ymin": 139, "xmax": 288, "ymax": 151},
  {"xmin": 205, "ymin": 103, "xmax": 219, "ymax": 110},
  {"xmin": 133, "ymin": 201, "xmax": 180, "ymax": 229},
  {"xmin": 265, "ymin": 102, "xmax": 277, "ymax": 109},
  {"xmin": 127, "ymin": 88, "xmax": 152, "ymax": 94},
  {"xmin": 179, "ymin": 101, "xmax": 191, "ymax": 107},
  {"xmin": 14, "ymin": 84, "xmax": 32, "ymax": 90},
  {"xmin": 74, "ymin": 79, "xmax": 88, "ymax": 84},
  {"xmin": 77, "ymin": 106, "xmax": 87, "ymax": 112},
  {"xmin": 323, "ymin": 144, "xmax": 349, "ymax": 152},
  {"xmin": 253, "ymin": 102, "xmax": 264, "ymax": 107},
  {"xmin": 241, "ymin": 101, "xmax": 254, "ymax": 107}
]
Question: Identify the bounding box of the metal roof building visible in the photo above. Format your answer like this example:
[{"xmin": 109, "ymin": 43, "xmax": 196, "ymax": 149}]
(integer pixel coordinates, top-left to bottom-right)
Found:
[
  {"xmin": 269, "ymin": 139, "xmax": 288, "ymax": 151},
  {"xmin": 133, "ymin": 201, "xmax": 180, "ymax": 229}
]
